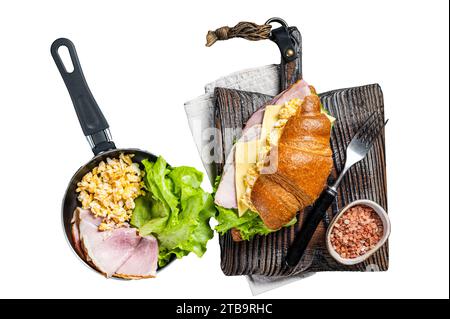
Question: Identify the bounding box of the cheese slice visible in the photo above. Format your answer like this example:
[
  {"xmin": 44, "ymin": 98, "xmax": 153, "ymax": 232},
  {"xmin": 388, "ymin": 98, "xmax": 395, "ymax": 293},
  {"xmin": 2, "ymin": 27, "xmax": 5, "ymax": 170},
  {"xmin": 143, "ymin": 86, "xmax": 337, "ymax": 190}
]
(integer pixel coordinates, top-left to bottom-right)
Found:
[
  {"xmin": 235, "ymin": 139, "xmax": 259, "ymax": 216},
  {"xmin": 261, "ymin": 104, "xmax": 284, "ymax": 143}
]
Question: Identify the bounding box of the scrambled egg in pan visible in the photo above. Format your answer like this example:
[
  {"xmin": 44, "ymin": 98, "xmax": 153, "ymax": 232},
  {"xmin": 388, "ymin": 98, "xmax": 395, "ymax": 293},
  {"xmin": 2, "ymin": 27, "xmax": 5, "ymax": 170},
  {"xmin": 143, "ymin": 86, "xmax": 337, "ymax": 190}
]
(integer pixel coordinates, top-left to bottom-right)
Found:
[{"xmin": 76, "ymin": 153, "xmax": 145, "ymax": 231}]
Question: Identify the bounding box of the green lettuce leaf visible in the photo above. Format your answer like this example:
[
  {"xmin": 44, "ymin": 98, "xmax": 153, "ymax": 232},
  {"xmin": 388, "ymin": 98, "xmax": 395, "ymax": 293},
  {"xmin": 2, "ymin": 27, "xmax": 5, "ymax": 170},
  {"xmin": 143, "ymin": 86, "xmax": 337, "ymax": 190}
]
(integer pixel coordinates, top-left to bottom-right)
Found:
[
  {"xmin": 215, "ymin": 205, "xmax": 296, "ymax": 241},
  {"xmin": 131, "ymin": 157, "xmax": 215, "ymax": 267}
]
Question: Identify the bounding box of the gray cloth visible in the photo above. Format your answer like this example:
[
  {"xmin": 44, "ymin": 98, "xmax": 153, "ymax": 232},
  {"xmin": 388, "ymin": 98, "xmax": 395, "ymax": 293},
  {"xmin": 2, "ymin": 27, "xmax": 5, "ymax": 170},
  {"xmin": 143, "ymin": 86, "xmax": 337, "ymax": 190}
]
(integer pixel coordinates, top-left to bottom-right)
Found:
[
  {"xmin": 184, "ymin": 65, "xmax": 314, "ymax": 295},
  {"xmin": 247, "ymin": 272, "xmax": 315, "ymax": 295}
]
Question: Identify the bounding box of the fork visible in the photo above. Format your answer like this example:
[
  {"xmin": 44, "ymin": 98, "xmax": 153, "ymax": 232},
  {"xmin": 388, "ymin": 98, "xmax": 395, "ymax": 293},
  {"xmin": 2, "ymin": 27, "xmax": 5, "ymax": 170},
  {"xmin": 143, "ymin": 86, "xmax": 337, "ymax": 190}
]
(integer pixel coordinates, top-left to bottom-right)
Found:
[{"xmin": 285, "ymin": 111, "xmax": 388, "ymax": 267}]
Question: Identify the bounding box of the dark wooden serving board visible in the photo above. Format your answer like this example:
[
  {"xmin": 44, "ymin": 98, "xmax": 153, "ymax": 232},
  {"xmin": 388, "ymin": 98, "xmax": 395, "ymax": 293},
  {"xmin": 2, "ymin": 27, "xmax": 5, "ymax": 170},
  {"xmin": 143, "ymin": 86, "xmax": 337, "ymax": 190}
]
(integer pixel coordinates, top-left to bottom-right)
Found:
[{"xmin": 214, "ymin": 84, "xmax": 389, "ymax": 276}]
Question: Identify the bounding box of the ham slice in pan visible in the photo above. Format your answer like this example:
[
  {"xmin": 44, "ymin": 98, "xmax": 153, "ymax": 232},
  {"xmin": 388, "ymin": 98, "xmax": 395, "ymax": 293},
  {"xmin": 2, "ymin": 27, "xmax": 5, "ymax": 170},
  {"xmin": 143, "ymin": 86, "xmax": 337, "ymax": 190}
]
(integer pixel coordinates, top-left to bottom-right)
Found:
[
  {"xmin": 71, "ymin": 208, "xmax": 158, "ymax": 279},
  {"xmin": 214, "ymin": 80, "xmax": 312, "ymax": 209},
  {"xmin": 71, "ymin": 211, "xmax": 84, "ymax": 258},
  {"xmin": 115, "ymin": 235, "xmax": 158, "ymax": 279}
]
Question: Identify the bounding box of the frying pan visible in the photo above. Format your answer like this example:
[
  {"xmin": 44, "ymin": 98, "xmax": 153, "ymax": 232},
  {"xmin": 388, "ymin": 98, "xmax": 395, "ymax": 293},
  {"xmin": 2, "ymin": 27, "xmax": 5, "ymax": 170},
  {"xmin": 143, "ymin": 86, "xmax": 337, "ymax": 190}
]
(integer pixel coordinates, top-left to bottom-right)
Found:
[{"xmin": 51, "ymin": 38, "xmax": 172, "ymax": 276}]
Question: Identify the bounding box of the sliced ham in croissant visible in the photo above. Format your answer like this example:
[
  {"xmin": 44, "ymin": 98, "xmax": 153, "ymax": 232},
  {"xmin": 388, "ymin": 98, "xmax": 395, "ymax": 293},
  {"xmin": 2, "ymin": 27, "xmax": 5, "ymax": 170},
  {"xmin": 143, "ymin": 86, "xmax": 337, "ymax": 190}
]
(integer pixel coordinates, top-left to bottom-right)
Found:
[{"xmin": 250, "ymin": 94, "xmax": 333, "ymax": 230}]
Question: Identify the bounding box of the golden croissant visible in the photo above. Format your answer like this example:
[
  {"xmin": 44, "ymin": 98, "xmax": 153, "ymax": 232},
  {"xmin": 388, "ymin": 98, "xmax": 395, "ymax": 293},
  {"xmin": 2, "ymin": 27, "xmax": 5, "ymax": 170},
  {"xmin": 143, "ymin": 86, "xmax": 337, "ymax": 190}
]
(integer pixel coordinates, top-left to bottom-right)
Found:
[{"xmin": 250, "ymin": 94, "xmax": 333, "ymax": 230}]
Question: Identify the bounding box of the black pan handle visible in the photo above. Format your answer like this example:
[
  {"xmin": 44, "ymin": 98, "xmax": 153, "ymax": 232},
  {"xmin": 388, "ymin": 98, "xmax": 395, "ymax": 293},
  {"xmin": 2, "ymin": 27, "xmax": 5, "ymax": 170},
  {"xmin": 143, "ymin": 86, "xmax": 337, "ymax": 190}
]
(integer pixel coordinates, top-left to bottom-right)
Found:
[
  {"xmin": 51, "ymin": 38, "xmax": 116, "ymax": 155},
  {"xmin": 285, "ymin": 187, "xmax": 337, "ymax": 267}
]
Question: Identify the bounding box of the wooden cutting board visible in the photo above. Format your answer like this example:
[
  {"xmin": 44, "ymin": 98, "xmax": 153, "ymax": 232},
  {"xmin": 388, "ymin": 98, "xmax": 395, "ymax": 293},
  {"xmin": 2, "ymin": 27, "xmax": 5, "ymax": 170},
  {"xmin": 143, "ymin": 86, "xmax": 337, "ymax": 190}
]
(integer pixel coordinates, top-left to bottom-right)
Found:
[{"xmin": 214, "ymin": 83, "xmax": 388, "ymax": 276}]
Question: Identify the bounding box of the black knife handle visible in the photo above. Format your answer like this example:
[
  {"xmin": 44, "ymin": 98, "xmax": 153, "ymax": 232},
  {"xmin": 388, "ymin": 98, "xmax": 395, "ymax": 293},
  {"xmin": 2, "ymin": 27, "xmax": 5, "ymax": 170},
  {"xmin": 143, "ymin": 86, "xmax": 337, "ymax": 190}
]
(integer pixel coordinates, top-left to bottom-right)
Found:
[{"xmin": 285, "ymin": 187, "xmax": 337, "ymax": 267}]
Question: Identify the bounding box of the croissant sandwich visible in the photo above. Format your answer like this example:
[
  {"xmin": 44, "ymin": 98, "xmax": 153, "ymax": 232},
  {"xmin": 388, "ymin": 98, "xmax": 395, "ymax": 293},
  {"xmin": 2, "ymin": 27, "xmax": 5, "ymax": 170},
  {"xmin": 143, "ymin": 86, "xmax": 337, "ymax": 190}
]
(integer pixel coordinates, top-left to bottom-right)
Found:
[{"xmin": 214, "ymin": 80, "xmax": 334, "ymax": 240}]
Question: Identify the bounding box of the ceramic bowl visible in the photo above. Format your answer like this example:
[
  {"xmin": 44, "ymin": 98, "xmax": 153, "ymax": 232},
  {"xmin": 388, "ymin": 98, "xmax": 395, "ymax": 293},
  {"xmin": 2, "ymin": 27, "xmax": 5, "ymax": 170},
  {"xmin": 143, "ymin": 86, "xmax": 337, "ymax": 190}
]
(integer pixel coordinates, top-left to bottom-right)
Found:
[{"xmin": 326, "ymin": 199, "xmax": 391, "ymax": 265}]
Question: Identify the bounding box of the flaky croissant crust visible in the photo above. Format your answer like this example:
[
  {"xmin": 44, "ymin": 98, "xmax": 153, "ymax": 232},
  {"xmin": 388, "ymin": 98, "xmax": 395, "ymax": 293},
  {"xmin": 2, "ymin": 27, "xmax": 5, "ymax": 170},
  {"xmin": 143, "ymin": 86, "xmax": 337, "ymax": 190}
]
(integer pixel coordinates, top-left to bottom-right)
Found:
[{"xmin": 250, "ymin": 94, "xmax": 333, "ymax": 230}]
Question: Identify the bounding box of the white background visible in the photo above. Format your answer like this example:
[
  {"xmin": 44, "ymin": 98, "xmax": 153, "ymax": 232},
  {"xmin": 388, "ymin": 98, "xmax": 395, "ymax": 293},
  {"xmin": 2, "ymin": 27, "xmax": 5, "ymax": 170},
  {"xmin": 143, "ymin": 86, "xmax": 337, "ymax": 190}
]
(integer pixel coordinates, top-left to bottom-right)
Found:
[{"xmin": 0, "ymin": 0, "xmax": 448, "ymax": 299}]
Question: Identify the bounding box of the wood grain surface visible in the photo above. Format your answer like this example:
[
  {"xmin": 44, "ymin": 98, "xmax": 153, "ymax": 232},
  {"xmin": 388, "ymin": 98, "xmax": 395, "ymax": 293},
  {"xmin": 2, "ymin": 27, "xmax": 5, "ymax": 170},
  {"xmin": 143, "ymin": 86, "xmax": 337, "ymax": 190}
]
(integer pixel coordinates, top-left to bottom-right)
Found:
[{"xmin": 214, "ymin": 84, "xmax": 388, "ymax": 276}]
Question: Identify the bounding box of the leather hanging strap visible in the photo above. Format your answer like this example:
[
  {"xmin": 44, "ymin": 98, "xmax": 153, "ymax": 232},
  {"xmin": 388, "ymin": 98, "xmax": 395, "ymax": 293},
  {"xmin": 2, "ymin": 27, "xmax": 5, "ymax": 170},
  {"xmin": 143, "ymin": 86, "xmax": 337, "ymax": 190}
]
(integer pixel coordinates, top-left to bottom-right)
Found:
[
  {"xmin": 206, "ymin": 22, "xmax": 272, "ymax": 47},
  {"xmin": 205, "ymin": 17, "xmax": 302, "ymax": 91},
  {"xmin": 205, "ymin": 18, "xmax": 299, "ymax": 63}
]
